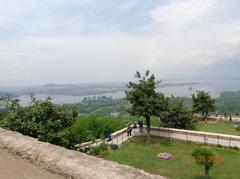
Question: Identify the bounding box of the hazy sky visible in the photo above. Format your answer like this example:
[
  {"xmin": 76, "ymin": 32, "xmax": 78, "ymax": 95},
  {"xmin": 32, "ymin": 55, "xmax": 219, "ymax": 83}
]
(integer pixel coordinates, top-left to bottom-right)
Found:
[{"xmin": 0, "ymin": 0, "xmax": 240, "ymax": 86}]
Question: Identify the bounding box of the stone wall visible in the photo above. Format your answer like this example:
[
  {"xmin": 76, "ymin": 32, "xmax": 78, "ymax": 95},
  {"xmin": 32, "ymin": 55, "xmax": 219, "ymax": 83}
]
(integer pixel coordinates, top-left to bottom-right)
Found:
[{"xmin": 0, "ymin": 128, "xmax": 166, "ymax": 179}]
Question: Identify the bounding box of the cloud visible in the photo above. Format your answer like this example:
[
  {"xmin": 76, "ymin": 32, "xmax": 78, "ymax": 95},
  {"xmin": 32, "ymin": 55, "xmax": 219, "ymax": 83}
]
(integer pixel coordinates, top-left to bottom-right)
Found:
[
  {"xmin": 0, "ymin": 0, "xmax": 240, "ymax": 85},
  {"xmin": 147, "ymin": 0, "xmax": 240, "ymax": 71},
  {"xmin": 0, "ymin": 34, "xmax": 157, "ymax": 85}
]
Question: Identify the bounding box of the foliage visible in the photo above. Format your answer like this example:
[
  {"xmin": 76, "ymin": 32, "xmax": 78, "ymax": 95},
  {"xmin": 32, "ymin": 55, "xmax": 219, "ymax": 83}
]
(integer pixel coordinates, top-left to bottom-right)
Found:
[
  {"xmin": 71, "ymin": 105, "xmax": 79, "ymax": 118},
  {"xmin": 160, "ymin": 97, "xmax": 197, "ymax": 129},
  {"xmin": 89, "ymin": 143, "xmax": 108, "ymax": 156},
  {"xmin": 66, "ymin": 96, "xmax": 128, "ymax": 117},
  {"xmin": 192, "ymin": 90, "xmax": 215, "ymax": 117},
  {"xmin": 192, "ymin": 147, "xmax": 215, "ymax": 178},
  {"xmin": 110, "ymin": 144, "xmax": 119, "ymax": 150},
  {"xmin": 125, "ymin": 70, "xmax": 168, "ymax": 132},
  {"xmin": 183, "ymin": 91, "xmax": 240, "ymax": 115},
  {"xmin": 71, "ymin": 116, "xmax": 126, "ymax": 143},
  {"xmin": 1, "ymin": 96, "xmax": 77, "ymax": 148},
  {"xmin": 215, "ymin": 91, "xmax": 240, "ymax": 114}
]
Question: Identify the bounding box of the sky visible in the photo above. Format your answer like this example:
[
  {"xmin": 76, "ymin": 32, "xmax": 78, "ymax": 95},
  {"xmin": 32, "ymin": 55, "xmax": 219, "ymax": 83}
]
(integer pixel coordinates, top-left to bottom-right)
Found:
[{"xmin": 0, "ymin": 0, "xmax": 240, "ymax": 86}]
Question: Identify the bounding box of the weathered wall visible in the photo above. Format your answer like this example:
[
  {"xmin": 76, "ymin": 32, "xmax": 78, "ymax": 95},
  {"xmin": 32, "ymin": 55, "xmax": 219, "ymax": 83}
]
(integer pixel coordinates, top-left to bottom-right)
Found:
[{"xmin": 0, "ymin": 128, "xmax": 166, "ymax": 179}]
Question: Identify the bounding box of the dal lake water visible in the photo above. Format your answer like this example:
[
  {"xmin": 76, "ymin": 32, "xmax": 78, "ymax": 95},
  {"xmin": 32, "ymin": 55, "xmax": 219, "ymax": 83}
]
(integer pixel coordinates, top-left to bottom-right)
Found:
[{"xmin": 16, "ymin": 80, "xmax": 240, "ymax": 106}]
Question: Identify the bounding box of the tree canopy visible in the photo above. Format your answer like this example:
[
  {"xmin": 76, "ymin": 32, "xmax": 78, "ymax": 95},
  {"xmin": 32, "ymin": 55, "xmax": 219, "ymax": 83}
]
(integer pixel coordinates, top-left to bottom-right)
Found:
[
  {"xmin": 125, "ymin": 70, "xmax": 168, "ymax": 134},
  {"xmin": 2, "ymin": 96, "xmax": 77, "ymax": 148},
  {"xmin": 192, "ymin": 147, "xmax": 215, "ymax": 178},
  {"xmin": 192, "ymin": 90, "xmax": 215, "ymax": 117},
  {"xmin": 160, "ymin": 97, "xmax": 196, "ymax": 129}
]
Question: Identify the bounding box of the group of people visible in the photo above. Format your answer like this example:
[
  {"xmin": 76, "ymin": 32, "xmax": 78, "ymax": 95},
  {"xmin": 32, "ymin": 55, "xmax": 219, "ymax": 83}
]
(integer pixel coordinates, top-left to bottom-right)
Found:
[{"xmin": 126, "ymin": 120, "xmax": 144, "ymax": 136}]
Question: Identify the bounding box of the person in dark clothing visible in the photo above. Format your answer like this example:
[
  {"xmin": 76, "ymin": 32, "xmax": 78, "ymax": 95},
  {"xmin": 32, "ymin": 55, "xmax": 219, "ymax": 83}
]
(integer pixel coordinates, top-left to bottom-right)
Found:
[
  {"xmin": 107, "ymin": 134, "xmax": 112, "ymax": 141},
  {"xmin": 133, "ymin": 121, "xmax": 137, "ymax": 128},
  {"xmin": 138, "ymin": 120, "xmax": 144, "ymax": 133},
  {"xmin": 127, "ymin": 123, "xmax": 132, "ymax": 136}
]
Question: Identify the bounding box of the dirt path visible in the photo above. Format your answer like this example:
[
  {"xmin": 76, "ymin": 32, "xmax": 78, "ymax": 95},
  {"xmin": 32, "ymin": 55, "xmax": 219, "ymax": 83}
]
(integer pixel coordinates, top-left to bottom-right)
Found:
[{"xmin": 0, "ymin": 148, "xmax": 66, "ymax": 179}]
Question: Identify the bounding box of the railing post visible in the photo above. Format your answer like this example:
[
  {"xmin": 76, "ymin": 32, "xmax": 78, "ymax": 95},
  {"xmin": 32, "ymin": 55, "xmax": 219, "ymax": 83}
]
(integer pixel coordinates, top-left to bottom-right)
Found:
[
  {"xmin": 168, "ymin": 128, "xmax": 170, "ymax": 140},
  {"xmin": 186, "ymin": 132, "xmax": 188, "ymax": 142},
  {"xmin": 122, "ymin": 134, "xmax": 123, "ymax": 144}
]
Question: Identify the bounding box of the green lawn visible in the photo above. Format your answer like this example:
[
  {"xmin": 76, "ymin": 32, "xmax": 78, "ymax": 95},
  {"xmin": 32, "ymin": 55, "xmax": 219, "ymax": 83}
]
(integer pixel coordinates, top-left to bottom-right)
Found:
[
  {"xmin": 104, "ymin": 137, "xmax": 240, "ymax": 179},
  {"xmin": 197, "ymin": 122, "xmax": 240, "ymax": 136}
]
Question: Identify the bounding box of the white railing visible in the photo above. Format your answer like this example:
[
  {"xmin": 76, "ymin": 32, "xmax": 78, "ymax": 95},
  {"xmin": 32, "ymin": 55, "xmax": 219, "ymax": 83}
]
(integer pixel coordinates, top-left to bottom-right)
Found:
[
  {"xmin": 77, "ymin": 125, "xmax": 240, "ymax": 149},
  {"xmin": 137, "ymin": 126, "xmax": 240, "ymax": 148}
]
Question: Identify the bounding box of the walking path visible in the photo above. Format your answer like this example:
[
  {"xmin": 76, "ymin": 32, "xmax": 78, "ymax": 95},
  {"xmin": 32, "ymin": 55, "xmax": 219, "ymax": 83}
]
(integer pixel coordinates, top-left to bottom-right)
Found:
[
  {"xmin": 0, "ymin": 148, "xmax": 65, "ymax": 179},
  {"xmin": 110, "ymin": 128, "xmax": 143, "ymax": 145}
]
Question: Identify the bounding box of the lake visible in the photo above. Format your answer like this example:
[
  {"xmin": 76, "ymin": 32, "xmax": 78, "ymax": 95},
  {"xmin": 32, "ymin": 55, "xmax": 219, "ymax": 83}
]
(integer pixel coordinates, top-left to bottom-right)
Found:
[{"xmin": 16, "ymin": 80, "xmax": 240, "ymax": 106}]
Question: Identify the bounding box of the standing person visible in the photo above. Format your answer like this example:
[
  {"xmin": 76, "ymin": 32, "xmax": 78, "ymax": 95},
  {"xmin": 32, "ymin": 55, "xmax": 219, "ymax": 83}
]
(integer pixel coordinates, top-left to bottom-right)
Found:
[
  {"xmin": 224, "ymin": 112, "xmax": 227, "ymax": 118},
  {"xmin": 127, "ymin": 123, "xmax": 132, "ymax": 136},
  {"xmin": 138, "ymin": 120, "xmax": 141, "ymax": 132},
  {"xmin": 140, "ymin": 120, "xmax": 144, "ymax": 133},
  {"xmin": 129, "ymin": 124, "xmax": 132, "ymax": 136},
  {"xmin": 133, "ymin": 121, "xmax": 137, "ymax": 128}
]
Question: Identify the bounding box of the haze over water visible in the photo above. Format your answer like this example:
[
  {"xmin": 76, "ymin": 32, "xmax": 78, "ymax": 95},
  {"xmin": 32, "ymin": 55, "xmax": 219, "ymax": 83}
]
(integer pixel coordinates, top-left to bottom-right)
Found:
[{"xmin": 13, "ymin": 79, "xmax": 240, "ymax": 106}]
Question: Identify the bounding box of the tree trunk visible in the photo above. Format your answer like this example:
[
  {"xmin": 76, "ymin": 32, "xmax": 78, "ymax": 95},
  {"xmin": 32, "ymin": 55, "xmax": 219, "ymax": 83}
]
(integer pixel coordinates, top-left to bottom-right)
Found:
[
  {"xmin": 145, "ymin": 114, "xmax": 151, "ymax": 136},
  {"xmin": 205, "ymin": 166, "xmax": 209, "ymax": 178}
]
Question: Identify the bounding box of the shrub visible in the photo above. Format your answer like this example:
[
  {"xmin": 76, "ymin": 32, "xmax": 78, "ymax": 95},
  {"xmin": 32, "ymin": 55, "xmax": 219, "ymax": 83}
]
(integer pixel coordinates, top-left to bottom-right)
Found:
[
  {"xmin": 1, "ymin": 97, "xmax": 77, "ymax": 148},
  {"xmin": 231, "ymin": 146, "xmax": 239, "ymax": 151},
  {"xmin": 71, "ymin": 116, "xmax": 125, "ymax": 143},
  {"xmin": 89, "ymin": 143, "xmax": 108, "ymax": 156},
  {"xmin": 192, "ymin": 147, "xmax": 215, "ymax": 178},
  {"xmin": 110, "ymin": 144, "xmax": 119, "ymax": 150}
]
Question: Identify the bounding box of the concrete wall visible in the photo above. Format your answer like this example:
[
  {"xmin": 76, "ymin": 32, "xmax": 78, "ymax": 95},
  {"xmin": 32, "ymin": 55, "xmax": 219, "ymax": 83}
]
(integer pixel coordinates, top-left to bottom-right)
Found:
[
  {"xmin": 144, "ymin": 126, "xmax": 240, "ymax": 147},
  {"xmin": 0, "ymin": 128, "xmax": 166, "ymax": 179},
  {"xmin": 109, "ymin": 126, "xmax": 240, "ymax": 148}
]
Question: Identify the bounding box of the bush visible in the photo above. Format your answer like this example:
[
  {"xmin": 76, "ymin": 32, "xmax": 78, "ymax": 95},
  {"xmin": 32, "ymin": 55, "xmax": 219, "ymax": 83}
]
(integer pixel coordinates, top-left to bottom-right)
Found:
[
  {"xmin": 230, "ymin": 146, "xmax": 239, "ymax": 151},
  {"xmin": 71, "ymin": 116, "xmax": 125, "ymax": 143},
  {"xmin": 89, "ymin": 143, "xmax": 108, "ymax": 156},
  {"xmin": 110, "ymin": 144, "xmax": 119, "ymax": 150},
  {"xmin": 1, "ymin": 97, "xmax": 77, "ymax": 148},
  {"xmin": 192, "ymin": 147, "xmax": 215, "ymax": 178}
]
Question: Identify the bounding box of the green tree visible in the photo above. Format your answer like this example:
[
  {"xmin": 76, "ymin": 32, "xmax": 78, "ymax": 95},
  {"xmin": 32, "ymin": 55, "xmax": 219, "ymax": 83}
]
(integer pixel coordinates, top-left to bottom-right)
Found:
[
  {"xmin": 161, "ymin": 97, "xmax": 197, "ymax": 129},
  {"xmin": 125, "ymin": 70, "xmax": 168, "ymax": 135},
  {"xmin": 192, "ymin": 148, "xmax": 215, "ymax": 178},
  {"xmin": 192, "ymin": 90, "xmax": 215, "ymax": 117},
  {"xmin": 71, "ymin": 105, "xmax": 79, "ymax": 118},
  {"xmin": 2, "ymin": 97, "xmax": 76, "ymax": 148}
]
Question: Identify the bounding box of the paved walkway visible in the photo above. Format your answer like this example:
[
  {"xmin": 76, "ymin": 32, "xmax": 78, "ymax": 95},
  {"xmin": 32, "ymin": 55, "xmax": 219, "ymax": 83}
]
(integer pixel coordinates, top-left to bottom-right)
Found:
[
  {"xmin": 110, "ymin": 128, "xmax": 142, "ymax": 145},
  {"xmin": 0, "ymin": 148, "xmax": 65, "ymax": 179}
]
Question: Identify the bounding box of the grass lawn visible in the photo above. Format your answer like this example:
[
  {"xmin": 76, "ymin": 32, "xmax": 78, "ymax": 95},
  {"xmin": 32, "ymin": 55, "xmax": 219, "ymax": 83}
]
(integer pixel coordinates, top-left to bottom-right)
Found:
[
  {"xmin": 104, "ymin": 137, "xmax": 240, "ymax": 179},
  {"xmin": 197, "ymin": 121, "xmax": 240, "ymax": 136}
]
